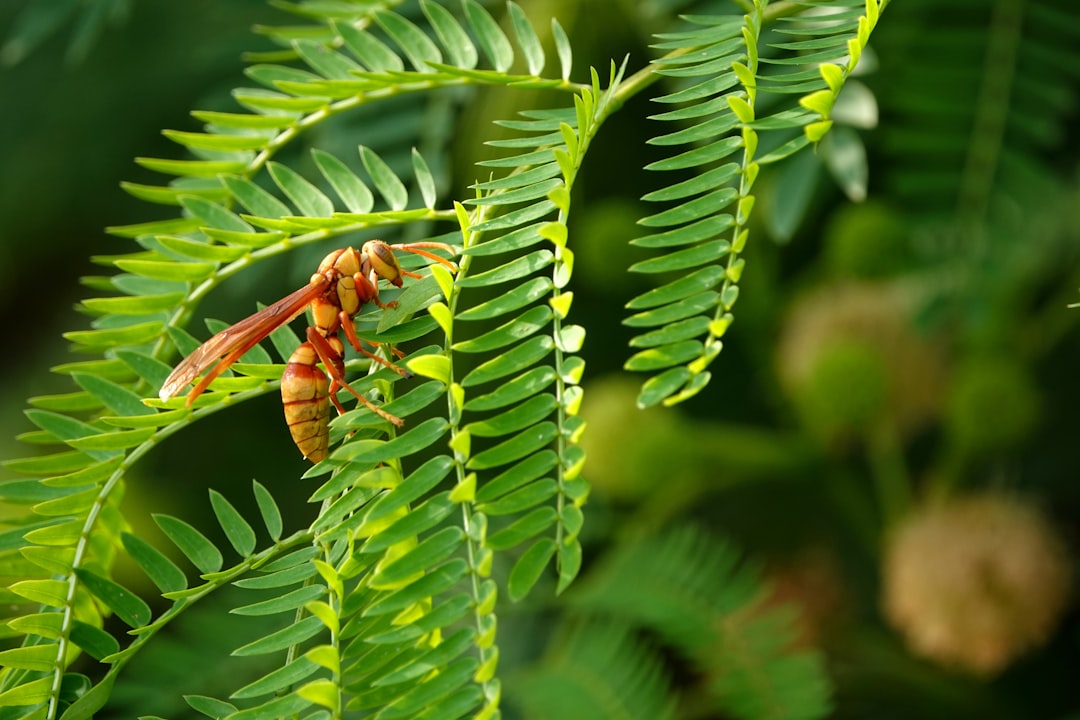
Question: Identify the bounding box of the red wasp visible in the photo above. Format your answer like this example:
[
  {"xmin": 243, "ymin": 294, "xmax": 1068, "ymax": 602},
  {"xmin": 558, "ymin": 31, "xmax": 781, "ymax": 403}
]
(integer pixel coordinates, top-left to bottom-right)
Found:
[{"xmin": 159, "ymin": 240, "xmax": 456, "ymax": 462}]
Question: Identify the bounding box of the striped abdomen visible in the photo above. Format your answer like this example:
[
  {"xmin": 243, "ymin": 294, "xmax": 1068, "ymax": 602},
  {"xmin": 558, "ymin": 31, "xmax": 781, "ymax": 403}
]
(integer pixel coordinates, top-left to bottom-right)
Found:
[{"xmin": 281, "ymin": 342, "xmax": 330, "ymax": 462}]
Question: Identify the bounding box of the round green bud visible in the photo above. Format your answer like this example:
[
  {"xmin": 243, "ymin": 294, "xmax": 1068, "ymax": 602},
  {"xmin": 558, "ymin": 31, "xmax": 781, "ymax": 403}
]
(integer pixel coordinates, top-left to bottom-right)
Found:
[
  {"xmin": 797, "ymin": 339, "xmax": 889, "ymax": 442},
  {"xmin": 946, "ymin": 357, "xmax": 1040, "ymax": 454},
  {"xmin": 823, "ymin": 201, "xmax": 908, "ymax": 279}
]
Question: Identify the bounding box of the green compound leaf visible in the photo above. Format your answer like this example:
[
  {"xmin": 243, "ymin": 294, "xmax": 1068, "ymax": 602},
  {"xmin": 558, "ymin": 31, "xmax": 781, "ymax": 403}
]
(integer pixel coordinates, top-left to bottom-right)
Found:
[
  {"xmin": 252, "ymin": 479, "xmax": 283, "ymax": 541},
  {"xmin": 295, "ymin": 38, "xmax": 362, "ymax": 80},
  {"xmin": 463, "ymin": 0, "xmax": 514, "ymax": 72},
  {"xmin": 460, "ymin": 337, "xmax": 555, "ymax": 387},
  {"xmin": 360, "ymin": 145, "xmax": 409, "ymax": 211},
  {"xmin": 268, "ymin": 161, "xmax": 334, "ymax": 217},
  {"xmin": 122, "ymin": 532, "xmax": 188, "ymax": 594},
  {"xmin": 154, "ymin": 514, "xmax": 224, "ymax": 574},
  {"xmin": 232, "ymin": 656, "xmax": 320, "ymax": 700},
  {"xmin": 509, "ymin": 622, "xmax": 676, "ymax": 720},
  {"xmin": 507, "ymin": 537, "xmax": 556, "ymax": 602},
  {"xmin": 335, "ymin": 19, "xmax": 405, "ymax": 72},
  {"xmin": 329, "ymin": 418, "xmax": 449, "ymax": 465},
  {"xmin": 185, "ymin": 695, "xmax": 238, "ymax": 719},
  {"xmin": 231, "ymin": 585, "xmax": 327, "ymax": 617},
  {"xmin": 369, "ymin": 526, "xmax": 465, "ymax": 589},
  {"xmin": 71, "ymin": 620, "xmax": 121, "ymax": 661},
  {"xmin": 223, "ymin": 175, "xmax": 293, "ymax": 218},
  {"xmin": 209, "ymin": 490, "xmax": 257, "ymax": 557},
  {"xmin": 233, "ymin": 615, "xmax": 325, "ymax": 656},
  {"xmin": 421, "ymin": 0, "xmax": 478, "ymax": 70},
  {"xmin": 362, "ymin": 492, "xmax": 456, "ymax": 554},
  {"xmin": 487, "ymin": 507, "xmax": 558, "ymax": 550},
  {"xmin": 508, "ymin": 2, "xmax": 544, "ymax": 76},
  {"xmin": 75, "ymin": 568, "xmax": 152, "ymax": 628},
  {"xmin": 411, "ymin": 148, "xmax": 438, "ymax": 210},
  {"xmin": 467, "ymin": 421, "xmax": 559, "ymax": 470},
  {"xmin": 70, "ymin": 373, "xmax": 155, "ymax": 417},
  {"xmin": 375, "ymin": 9, "xmax": 442, "ymax": 72},
  {"xmin": 313, "ymin": 148, "xmax": 375, "ymax": 214},
  {"xmin": 364, "ymin": 558, "xmax": 470, "ymax": 618},
  {"xmin": 0, "ymin": 645, "xmax": 60, "ymax": 672}
]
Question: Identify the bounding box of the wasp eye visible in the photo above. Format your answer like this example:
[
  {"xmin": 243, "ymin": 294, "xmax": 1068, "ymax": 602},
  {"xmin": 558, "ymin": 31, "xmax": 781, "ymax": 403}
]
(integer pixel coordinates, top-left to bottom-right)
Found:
[{"xmin": 366, "ymin": 241, "xmax": 403, "ymax": 283}]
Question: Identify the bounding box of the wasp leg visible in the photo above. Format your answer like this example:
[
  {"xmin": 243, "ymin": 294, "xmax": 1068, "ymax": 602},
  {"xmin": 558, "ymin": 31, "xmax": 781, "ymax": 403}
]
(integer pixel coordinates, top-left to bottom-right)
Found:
[
  {"xmin": 337, "ymin": 310, "xmax": 411, "ymax": 377},
  {"xmin": 306, "ymin": 327, "xmax": 404, "ymax": 427}
]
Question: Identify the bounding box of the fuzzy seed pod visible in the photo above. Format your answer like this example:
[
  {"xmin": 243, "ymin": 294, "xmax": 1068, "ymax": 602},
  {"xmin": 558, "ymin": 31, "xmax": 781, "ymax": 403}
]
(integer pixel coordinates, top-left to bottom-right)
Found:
[
  {"xmin": 823, "ymin": 201, "xmax": 909, "ymax": 279},
  {"xmin": 882, "ymin": 494, "xmax": 1071, "ymax": 676},
  {"xmin": 777, "ymin": 282, "xmax": 946, "ymax": 446}
]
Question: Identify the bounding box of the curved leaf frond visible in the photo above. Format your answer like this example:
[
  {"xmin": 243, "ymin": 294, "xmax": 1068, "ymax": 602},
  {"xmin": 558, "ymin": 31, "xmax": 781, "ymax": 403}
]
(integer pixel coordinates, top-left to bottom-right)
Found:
[{"xmin": 626, "ymin": 0, "xmax": 889, "ymax": 408}]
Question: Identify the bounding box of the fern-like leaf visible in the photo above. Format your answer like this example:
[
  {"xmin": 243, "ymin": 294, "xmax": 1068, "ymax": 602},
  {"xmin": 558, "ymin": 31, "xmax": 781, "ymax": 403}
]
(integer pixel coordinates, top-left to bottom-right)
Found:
[
  {"xmin": 626, "ymin": 0, "xmax": 889, "ymax": 408},
  {"xmin": 508, "ymin": 622, "xmax": 677, "ymax": 720},
  {"xmin": 568, "ymin": 527, "xmax": 833, "ymax": 720}
]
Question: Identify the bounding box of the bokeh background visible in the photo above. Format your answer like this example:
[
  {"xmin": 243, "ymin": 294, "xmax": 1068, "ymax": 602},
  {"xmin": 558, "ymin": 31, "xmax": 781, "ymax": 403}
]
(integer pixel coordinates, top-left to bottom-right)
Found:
[{"xmin": 2, "ymin": 0, "xmax": 1080, "ymax": 718}]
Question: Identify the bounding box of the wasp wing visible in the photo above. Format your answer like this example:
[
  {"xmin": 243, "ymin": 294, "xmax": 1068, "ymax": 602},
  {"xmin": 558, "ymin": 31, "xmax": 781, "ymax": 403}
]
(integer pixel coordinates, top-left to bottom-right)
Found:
[{"xmin": 159, "ymin": 280, "xmax": 328, "ymax": 403}]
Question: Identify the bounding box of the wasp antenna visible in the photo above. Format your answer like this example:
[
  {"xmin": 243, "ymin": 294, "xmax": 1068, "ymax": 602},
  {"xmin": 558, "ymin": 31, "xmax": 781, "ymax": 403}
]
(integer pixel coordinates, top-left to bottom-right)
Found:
[{"xmin": 392, "ymin": 242, "xmax": 458, "ymax": 272}]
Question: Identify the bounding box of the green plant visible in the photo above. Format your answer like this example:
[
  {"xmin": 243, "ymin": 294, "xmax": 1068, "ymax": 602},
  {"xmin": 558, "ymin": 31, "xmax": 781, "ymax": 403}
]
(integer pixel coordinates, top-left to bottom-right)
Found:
[{"xmin": 14, "ymin": 0, "xmax": 1075, "ymax": 717}]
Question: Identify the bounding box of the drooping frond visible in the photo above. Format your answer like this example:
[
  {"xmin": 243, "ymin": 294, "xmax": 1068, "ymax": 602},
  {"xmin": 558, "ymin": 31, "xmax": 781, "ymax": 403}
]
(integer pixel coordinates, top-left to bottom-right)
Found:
[
  {"xmin": 625, "ymin": 0, "xmax": 889, "ymax": 407},
  {"xmin": 449, "ymin": 60, "xmax": 628, "ymax": 601}
]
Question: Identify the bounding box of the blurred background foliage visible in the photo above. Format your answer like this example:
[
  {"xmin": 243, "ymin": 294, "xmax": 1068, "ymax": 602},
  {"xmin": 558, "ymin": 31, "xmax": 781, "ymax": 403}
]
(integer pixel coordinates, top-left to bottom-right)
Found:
[{"xmin": 2, "ymin": 0, "xmax": 1080, "ymax": 718}]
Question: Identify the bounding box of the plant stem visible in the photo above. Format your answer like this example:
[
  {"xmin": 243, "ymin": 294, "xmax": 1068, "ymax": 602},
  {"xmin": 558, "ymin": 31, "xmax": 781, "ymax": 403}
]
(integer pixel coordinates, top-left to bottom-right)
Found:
[{"xmin": 867, "ymin": 422, "xmax": 912, "ymax": 529}]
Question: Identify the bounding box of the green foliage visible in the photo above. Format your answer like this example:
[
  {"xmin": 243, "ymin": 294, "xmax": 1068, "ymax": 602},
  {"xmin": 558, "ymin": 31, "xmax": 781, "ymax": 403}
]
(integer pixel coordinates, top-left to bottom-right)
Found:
[
  {"xmin": 3, "ymin": 0, "xmax": 1002, "ymax": 718},
  {"xmin": 515, "ymin": 527, "xmax": 833, "ymax": 720},
  {"xmin": 1, "ymin": 0, "xmax": 130, "ymax": 66},
  {"xmin": 626, "ymin": 0, "xmax": 880, "ymax": 408}
]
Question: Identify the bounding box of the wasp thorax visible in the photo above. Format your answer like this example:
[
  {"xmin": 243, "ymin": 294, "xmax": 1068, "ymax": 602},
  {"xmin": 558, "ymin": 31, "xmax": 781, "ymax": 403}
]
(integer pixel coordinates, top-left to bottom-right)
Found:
[
  {"xmin": 333, "ymin": 248, "xmax": 361, "ymax": 277},
  {"xmin": 336, "ymin": 275, "xmax": 360, "ymax": 315}
]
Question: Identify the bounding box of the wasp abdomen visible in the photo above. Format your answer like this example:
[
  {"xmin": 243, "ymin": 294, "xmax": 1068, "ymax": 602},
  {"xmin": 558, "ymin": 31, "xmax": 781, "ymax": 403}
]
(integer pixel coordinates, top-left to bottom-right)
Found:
[{"xmin": 281, "ymin": 343, "xmax": 331, "ymax": 462}]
